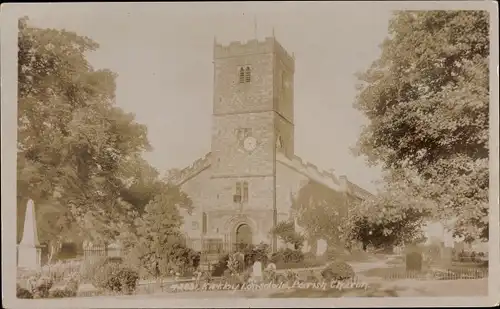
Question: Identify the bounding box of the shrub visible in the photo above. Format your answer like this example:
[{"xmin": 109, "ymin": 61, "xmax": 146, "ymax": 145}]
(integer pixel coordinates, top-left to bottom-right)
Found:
[
  {"xmin": 271, "ymin": 248, "xmax": 304, "ymax": 264},
  {"xmin": 285, "ymin": 269, "xmax": 299, "ymax": 283},
  {"xmin": 49, "ymin": 287, "xmax": 75, "ymax": 298},
  {"xmin": 126, "ymin": 241, "xmax": 201, "ymax": 278},
  {"xmin": 92, "ymin": 263, "xmax": 139, "ymax": 294},
  {"xmin": 227, "ymin": 254, "xmax": 242, "ymax": 275},
  {"xmin": 321, "ymin": 261, "xmax": 354, "ymax": 281},
  {"xmin": 212, "ymin": 254, "xmax": 230, "ymax": 277},
  {"xmin": 32, "ymin": 276, "xmax": 54, "ymax": 298},
  {"xmin": 49, "ymin": 273, "xmax": 80, "ymax": 298},
  {"xmin": 243, "ymin": 243, "xmax": 270, "ymax": 267},
  {"xmin": 16, "ymin": 284, "xmax": 33, "ymax": 299},
  {"xmin": 167, "ymin": 245, "xmax": 201, "ymax": 274}
]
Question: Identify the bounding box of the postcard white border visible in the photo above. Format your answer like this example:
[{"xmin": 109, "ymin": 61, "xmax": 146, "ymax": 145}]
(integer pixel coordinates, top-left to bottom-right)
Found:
[{"xmin": 1, "ymin": 1, "xmax": 498, "ymax": 308}]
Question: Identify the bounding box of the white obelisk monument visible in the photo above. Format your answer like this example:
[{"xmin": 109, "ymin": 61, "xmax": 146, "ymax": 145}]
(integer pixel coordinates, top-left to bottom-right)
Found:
[{"xmin": 17, "ymin": 199, "xmax": 42, "ymax": 270}]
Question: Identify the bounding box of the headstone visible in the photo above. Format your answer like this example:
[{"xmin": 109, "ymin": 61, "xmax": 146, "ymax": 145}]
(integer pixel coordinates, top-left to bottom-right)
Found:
[
  {"xmin": 316, "ymin": 239, "xmax": 327, "ymax": 256},
  {"xmin": 251, "ymin": 261, "xmax": 263, "ymax": 282},
  {"xmin": 107, "ymin": 241, "xmax": 122, "ymax": 258},
  {"xmin": 17, "ymin": 199, "xmax": 42, "ymax": 270}
]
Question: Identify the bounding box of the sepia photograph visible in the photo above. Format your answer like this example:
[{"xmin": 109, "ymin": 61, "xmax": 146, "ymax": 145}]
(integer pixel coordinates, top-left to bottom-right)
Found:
[{"xmin": 1, "ymin": 1, "xmax": 498, "ymax": 308}]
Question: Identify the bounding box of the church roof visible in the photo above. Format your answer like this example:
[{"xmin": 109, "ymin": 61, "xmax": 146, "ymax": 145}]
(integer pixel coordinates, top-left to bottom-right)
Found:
[
  {"xmin": 276, "ymin": 152, "xmax": 373, "ymax": 200},
  {"xmin": 170, "ymin": 151, "xmax": 373, "ymax": 200}
]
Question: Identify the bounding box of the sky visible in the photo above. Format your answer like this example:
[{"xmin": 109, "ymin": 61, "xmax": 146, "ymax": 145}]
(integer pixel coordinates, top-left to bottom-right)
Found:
[{"xmin": 23, "ymin": 3, "xmax": 393, "ymax": 193}]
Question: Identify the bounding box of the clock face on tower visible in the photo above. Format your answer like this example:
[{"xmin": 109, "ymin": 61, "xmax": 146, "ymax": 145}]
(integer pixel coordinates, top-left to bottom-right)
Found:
[{"xmin": 243, "ymin": 136, "xmax": 257, "ymax": 152}]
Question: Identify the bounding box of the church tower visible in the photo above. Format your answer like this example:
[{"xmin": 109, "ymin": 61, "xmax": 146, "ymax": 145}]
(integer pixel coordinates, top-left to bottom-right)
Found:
[{"xmin": 209, "ymin": 37, "xmax": 295, "ymax": 251}]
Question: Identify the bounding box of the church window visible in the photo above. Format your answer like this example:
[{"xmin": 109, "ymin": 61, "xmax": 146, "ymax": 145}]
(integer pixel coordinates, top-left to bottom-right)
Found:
[
  {"xmin": 245, "ymin": 67, "xmax": 251, "ymax": 83},
  {"xmin": 238, "ymin": 66, "xmax": 252, "ymax": 84},
  {"xmin": 242, "ymin": 181, "xmax": 249, "ymax": 202},
  {"xmin": 239, "ymin": 67, "xmax": 245, "ymax": 83},
  {"xmin": 202, "ymin": 212, "xmax": 207, "ymax": 235},
  {"xmin": 234, "ymin": 182, "xmax": 242, "ymax": 203},
  {"xmin": 236, "ymin": 182, "xmax": 242, "ymax": 196}
]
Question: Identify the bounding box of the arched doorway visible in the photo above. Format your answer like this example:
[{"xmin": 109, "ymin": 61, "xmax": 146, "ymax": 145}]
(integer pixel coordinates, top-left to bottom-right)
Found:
[{"xmin": 235, "ymin": 224, "xmax": 252, "ymax": 251}]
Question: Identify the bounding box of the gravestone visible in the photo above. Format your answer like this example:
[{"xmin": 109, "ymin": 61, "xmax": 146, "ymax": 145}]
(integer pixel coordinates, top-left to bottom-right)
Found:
[
  {"xmin": 17, "ymin": 199, "xmax": 42, "ymax": 270},
  {"xmin": 107, "ymin": 241, "xmax": 123, "ymax": 263},
  {"xmin": 251, "ymin": 261, "xmax": 263, "ymax": 282},
  {"xmin": 316, "ymin": 239, "xmax": 327, "ymax": 256}
]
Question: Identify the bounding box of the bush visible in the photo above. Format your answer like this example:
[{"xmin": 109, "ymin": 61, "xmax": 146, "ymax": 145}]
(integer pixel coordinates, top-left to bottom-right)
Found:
[
  {"xmin": 168, "ymin": 245, "xmax": 201, "ymax": 274},
  {"xmin": 284, "ymin": 269, "xmax": 299, "ymax": 283},
  {"xmin": 92, "ymin": 263, "xmax": 139, "ymax": 294},
  {"xmin": 16, "ymin": 284, "xmax": 33, "ymax": 299},
  {"xmin": 126, "ymin": 241, "xmax": 201, "ymax": 278},
  {"xmin": 49, "ymin": 273, "xmax": 80, "ymax": 298},
  {"xmin": 321, "ymin": 262, "xmax": 354, "ymax": 281},
  {"xmin": 49, "ymin": 287, "xmax": 75, "ymax": 298},
  {"xmin": 243, "ymin": 243, "xmax": 270, "ymax": 267},
  {"xmin": 271, "ymin": 248, "xmax": 304, "ymax": 264},
  {"xmin": 212, "ymin": 254, "xmax": 230, "ymax": 277},
  {"xmin": 32, "ymin": 276, "xmax": 54, "ymax": 298}
]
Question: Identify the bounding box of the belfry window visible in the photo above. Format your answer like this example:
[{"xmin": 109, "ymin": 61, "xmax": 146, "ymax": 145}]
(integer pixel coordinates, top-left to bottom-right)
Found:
[
  {"xmin": 239, "ymin": 67, "xmax": 245, "ymax": 83},
  {"xmin": 245, "ymin": 67, "xmax": 251, "ymax": 83},
  {"xmin": 238, "ymin": 66, "xmax": 252, "ymax": 84}
]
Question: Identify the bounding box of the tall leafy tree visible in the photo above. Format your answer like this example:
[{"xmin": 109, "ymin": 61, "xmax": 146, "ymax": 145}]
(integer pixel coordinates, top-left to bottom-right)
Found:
[
  {"xmin": 128, "ymin": 186, "xmax": 194, "ymax": 279},
  {"xmin": 354, "ymin": 11, "xmax": 489, "ymax": 241},
  {"xmin": 16, "ymin": 17, "xmax": 159, "ymax": 257}
]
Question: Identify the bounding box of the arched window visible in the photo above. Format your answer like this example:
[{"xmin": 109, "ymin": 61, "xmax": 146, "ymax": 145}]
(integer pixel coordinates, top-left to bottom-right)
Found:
[
  {"xmin": 245, "ymin": 66, "xmax": 251, "ymax": 83},
  {"xmin": 239, "ymin": 67, "xmax": 245, "ymax": 83},
  {"xmin": 202, "ymin": 212, "xmax": 207, "ymax": 235}
]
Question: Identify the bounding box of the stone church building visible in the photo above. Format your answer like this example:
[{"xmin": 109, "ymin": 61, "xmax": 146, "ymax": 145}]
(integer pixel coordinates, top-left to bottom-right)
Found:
[{"xmin": 170, "ymin": 36, "xmax": 372, "ymax": 254}]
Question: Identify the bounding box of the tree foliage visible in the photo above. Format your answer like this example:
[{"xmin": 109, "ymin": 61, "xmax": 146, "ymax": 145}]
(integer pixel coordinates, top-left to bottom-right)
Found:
[
  {"xmin": 347, "ymin": 187, "xmax": 428, "ymax": 250},
  {"xmin": 354, "ymin": 11, "xmax": 489, "ymax": 241},
  {"xmin": 127, "ymin": 188, "xmax": 196, "ymax": 277},
  {"xmin": 16, "ymin": 18, "xmax": 188, "ymax": 255},
  {"xmin": 292, "ymin": 181, "xmax": 350, "ymax": 248},
  {"xmin": 271, "ymin": 220, "xmax": 305, "ymax": 250}
]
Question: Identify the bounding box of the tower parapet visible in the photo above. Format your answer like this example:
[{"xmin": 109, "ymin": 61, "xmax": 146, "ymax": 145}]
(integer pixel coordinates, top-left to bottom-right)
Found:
[{"xmin": 214, "ymin": 37, "xmax": 295, "ymax": 71}]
